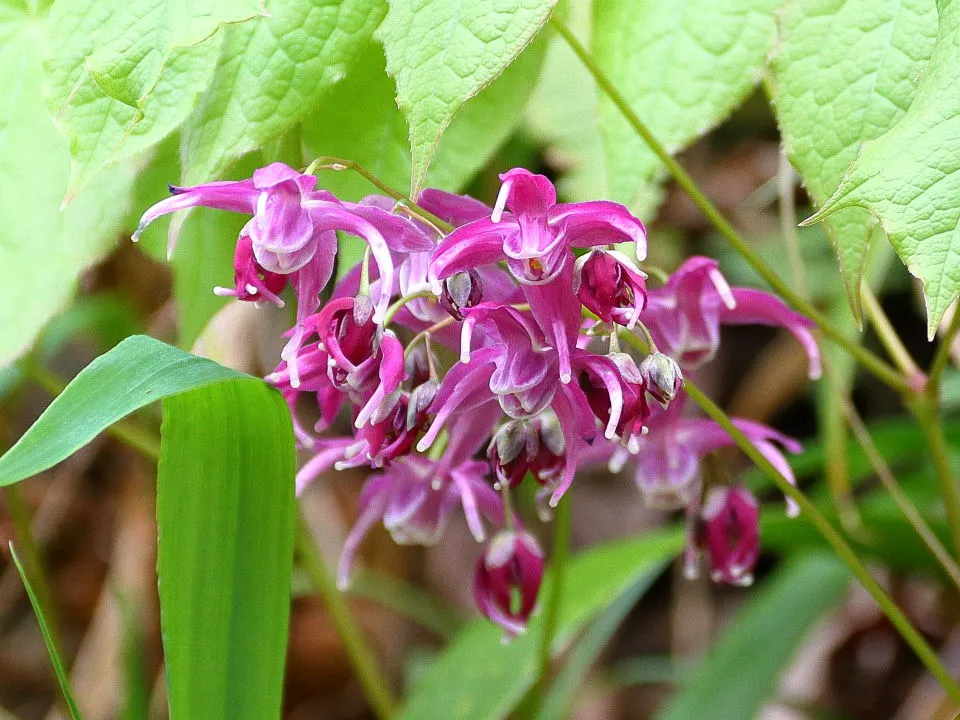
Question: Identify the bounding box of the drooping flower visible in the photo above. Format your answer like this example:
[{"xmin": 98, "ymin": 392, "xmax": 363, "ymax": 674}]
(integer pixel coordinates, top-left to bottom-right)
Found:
[
  {"xmin": 694, "ymin": 485, "xmax": 761, "ymax": 586},
  {"xmin": 488, "ymin": 414, "xmax": 566, "ymax": 489},
  {"xmin": 428, "ymin": 168, "xmax": 647, "ymax": 289},
  {"xmin": 573, "ymin": 249, "xmax": 648, "ymax": 328},
  {"xmin": 473, "ymin": 529, "xmax": 545, "ymax": 637},
  {"xmin": 642, "ymin": 257, "xmax": 821, "ymax": 379},
  {"xmin": 630, "ymin": 397, "xmax": 802, "ymax": 515},
  {"xmin": 639, "ymin": 352, "xmax": 684, "ymax": 407}
]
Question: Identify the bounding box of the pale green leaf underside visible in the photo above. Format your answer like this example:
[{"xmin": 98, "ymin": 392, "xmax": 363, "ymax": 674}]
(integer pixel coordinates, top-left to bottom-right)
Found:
[
  {"xmin": 772, "ymin": 0, "xmax": 937, "ymax": 321},
  {"xmin": 302, "ymin": 38, "xmax": 546, "ymax": 200},
  {"xmin": 380, "ymin": 0, "xmax": 556, "ymax": 196},
  {"xmin": 44, "ymin": 0, "xmax": 263, "ymax": 193},
  {"xmin": 181, "ymin": 0, "xmax": 385, "ymax": 184},
  {"xmin": 810, "ymin": 0, "xmax": 960, "ymax": 336},
  {"xmin": 595, "ymin": 0, "xmax": 778, "ymax": 220},
  {"xmin": 398, "ymin": 530, "xmax": 682, "ymax": 720},
  {"xmin": 0, "ymin": 17, "xmax": 134, "ymax": 369}
]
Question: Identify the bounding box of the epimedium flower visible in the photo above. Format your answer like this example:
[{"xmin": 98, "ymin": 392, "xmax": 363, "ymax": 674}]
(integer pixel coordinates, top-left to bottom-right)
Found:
[
  {"xmin": 642, "ymin": 257, "xmax": 821, "ymax": 379},
  {"xmin": 639, "ymin": 352, "xmax": 684, "ymax": 407},
  {"xmin": 627, "ymin": 397, "xmax": 802, "ymax": 515},
  {"xmin": 573, "ymin": 249, "xmax": 648, "ymax": 328},
  {"xmin": 488, "ymin": 414, "xmax": 566, "ymax": 490},
  {"xmin": 473, "ymin": 528, "xmax": 545, "ymax": 638},
  {"xmin": 694, "ymin": 485, "xmax": 761, "ymax": 586},
  {"xmin": 428, "ymin": 168, "xmax": 648, "ymax": 290}
]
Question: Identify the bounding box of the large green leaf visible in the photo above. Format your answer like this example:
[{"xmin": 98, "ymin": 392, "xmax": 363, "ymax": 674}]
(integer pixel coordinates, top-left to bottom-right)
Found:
[
  {"xmin": 655, "ymin": 553, "xmax": 849, "ymax": 720},
  {"xmin": 159, "ymin": 381, "xmax": 294, "ymax": 720},
  {"xmin": 806, "ymin": 0, "xmax": 960, "ymax": 336},
  {"xmin": 379, "ymin": 0, "xmax": 556, "ymax": 196},
  {"xmin": 398, "ymin": 529, "xmax": 683, "ymax": 720},
  {"xmin": 0, "ymin": 335, "xmax": 295, "ymax": 720},
  {"xmin": 44, "ymin": 0, "xmax": 263, "ymax": 192},
  {"xmin": 181, "ymin": 0, "xmax": 385, "ymax": 184},
  {"xmin": 594, "ymin": 0, "xmax": 778, "ymax": 220},
  {"xmin": 771, "ymin": 0, "xmax": 937, "ymax": 320},
  {"xmin": 0, "ymin": 7, "xmax": 135, "ymax": 369},
  {"xmin": 302, "ymin": 39, "xmax": 545, "ymax": 200}
]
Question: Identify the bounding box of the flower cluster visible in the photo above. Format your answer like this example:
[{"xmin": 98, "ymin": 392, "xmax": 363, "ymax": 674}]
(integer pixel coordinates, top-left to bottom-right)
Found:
[{"xmin": 136, "ymin": 164, "xmax": 819, "ymax": 636}]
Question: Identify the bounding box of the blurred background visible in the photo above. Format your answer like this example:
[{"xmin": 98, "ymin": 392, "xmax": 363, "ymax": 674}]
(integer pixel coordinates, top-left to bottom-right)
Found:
[{"xmin": 3, "ymin": 2, "xmax": 960, "ymax": 720}]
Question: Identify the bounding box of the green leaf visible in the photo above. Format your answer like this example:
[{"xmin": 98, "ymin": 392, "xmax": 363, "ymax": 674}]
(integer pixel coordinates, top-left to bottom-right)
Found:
[
  {"xmin": 771, "ymin": 0, "xmax": 937, "ymax": 321},
  {"xmin": 44, "ymin": 0, "xmax": 263, "ymax": 192},
  {"xmin": 303, "ymin": 38, "xmax": 545, "ymax": 199},
  {"xmin": 181, "ymin": 0, "xmax": 385, "ymax": 183},
  {"xmin": 805, "ymin": 0, "xmax": 960, "ymax": 336},
  {"xmin": 0, "ymin": 11, "xmax": 135, "ymax": 369},
  {"xmin": 594, "ymin": 0, "xmax": 778, "ymax": 219},
  {"xmin": 655, "ymin": 553, "xmax": 849, "ymax": 720},
  {"xmin": 159, "ymin": 381, "xmax": 294, "ymax": 720},
  {"xmin": 10, "ymin": 543, "xmax": 83, "ymax": 720},
  {"xmin": 379, "ymin": 0, "xmax": 556, "ymax": 196},
  {"xmin": 0, "ymin": 335, "xmax": 295, "ymax": 720},
  {"xmin": 398, "ymin": 529, "xmax": 682, "ymax": 720}
]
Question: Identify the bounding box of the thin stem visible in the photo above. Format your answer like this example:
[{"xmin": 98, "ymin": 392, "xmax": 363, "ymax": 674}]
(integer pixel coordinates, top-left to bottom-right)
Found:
[
  {"xmin": 930, "ymin": 303, "xmax": 960, "ymax": 390},
  {"xmin": 682, "ymin": 379, "xmax": 960, "ymax": 702},
  {"xmin": 550, "ymin": 16, "xmax": 911, "ymax": 395},
  {"xmin": 835, "ymin": 391, "xmax": 960, "ymax": 592},
  {"xmin": 295, "ymin": 513, "xmax": 396, "ymax": 720},
  {"xmin": 861, "ymin": 286, "xmax": 924, "ymax": 382},
  {"xmin": 911, "ymin": 395, "xmax": 960, "ymax": 561},
  {"xmin": 383, "ymin": 290, "xmax": 436, "ymax": 325},
  {"xmin": 305, "ymin": 156, "xmax": 454, "ymax": 232},
  {"xmin": 532, "ymin": 495, "xmax": 571, "ymax": 713}
]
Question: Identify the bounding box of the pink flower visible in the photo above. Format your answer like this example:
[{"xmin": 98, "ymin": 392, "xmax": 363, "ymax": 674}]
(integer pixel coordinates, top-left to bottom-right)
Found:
[
  {"xmin": 473, "ymin": 529, "xmax": 544, "ymax": 637},
  {"xmin": 428, "ymin": 168, "xmax": 647, "ymax": 289},
  {"xmin": 695, "ymin": 485, "xmax": 760, "ymax": 586},
  {"xmin": 642, "ymin": 257, "xmax": 821, "ymax": 379},
  {"xmin": 488, "ymin": 415, "xmax": 566, "ymax": 489},
  {"xmin": 631, "ymin": 397, "xmax": 802, "ymax": 515},
  {"xmin": 573, "ymin": 249, "xmax": 647, "ymax": 327}
]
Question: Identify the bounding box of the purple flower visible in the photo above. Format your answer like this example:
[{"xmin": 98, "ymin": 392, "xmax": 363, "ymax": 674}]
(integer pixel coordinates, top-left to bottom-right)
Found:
[
  {"xmin": 473, "ymin": 529, "xmax": 545, "ymax": 637},
  {"xmin": 428, "ymin": 168, "xmax": 647, "ymax": 289},
  {"xmin": 695, "ymin": 485, "xmax": 760, "ymax": 586},
  {"xmin": 488, "ymin": 415, "xmax": 566, "ymax": 489},
  {"xmin": 573, "ymin": 249, "xmax": 647, "ymax": 328},
  {"xmin": 638, "ymin": 352, "xmax": 684, "ymax": 407},
  {"xmin": 630, "ymin": 397, "xmax": 802, "ymax": 514},
  {"xmin": 642, "ymin": 257, "xmax": 821, "ymax": 379},
  {"xmin": 336, "ymin": 412, "xmax": 503, "ymax": 589}
]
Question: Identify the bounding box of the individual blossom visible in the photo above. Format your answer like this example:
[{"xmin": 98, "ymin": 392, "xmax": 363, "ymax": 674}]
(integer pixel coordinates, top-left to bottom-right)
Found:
[
  {"xmin": 641, "ymin": 257, "xmax": 821, "ymax": 379},
  {"xmin": 488, "ymin": 415, "xmax": 566, "ymax": 490},
  {"xmin": 694, "ymin": 485, "xmax": 761, "ymax": 586},
  {"xmin": 573, "ymin": 249, "xmax": 648, "ymax": 328},
  {"xmin": 335, "ymin": 411, "xmax": 503, "ymax": 589},
  {"xmin": 429, "ymin": 168, "xmax": 647, "ymax": 288},
  {"xmin": 628, "ymin": 397, "xmax": 802, "ymax": 515},
  {"xmin": 473, "ymin": 529, "xmax": 545, "ymax": 637}
]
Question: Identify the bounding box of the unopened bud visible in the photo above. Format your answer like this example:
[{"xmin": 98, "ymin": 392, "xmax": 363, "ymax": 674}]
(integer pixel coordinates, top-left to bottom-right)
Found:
[
  {"xmin": 440, "ymin": 270, "xmax": 483, "ymax": 320},
  {"xmin": 407, "ymin": 381, "xmax": 438, "ymax": 430},
  {"xmin": 640, "ymin": 352, "xmax": 684, "ymax": 406}
]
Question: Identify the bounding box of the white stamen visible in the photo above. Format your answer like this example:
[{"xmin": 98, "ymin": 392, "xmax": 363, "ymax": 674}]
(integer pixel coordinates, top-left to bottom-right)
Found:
[
  {"xmin": 213, "ymin": 286, "xmax": 234, "ymax": 297},
  {"xmin": 245, "ymin": 284, "xmax": 259, "ymax": 295},
  {"xmin": 709, "ymin": 267, "xmax": 736, "ymax": 309},
  {"xmin": 491, "ymin": 179, "xmax": 512, "ymax": 223}
]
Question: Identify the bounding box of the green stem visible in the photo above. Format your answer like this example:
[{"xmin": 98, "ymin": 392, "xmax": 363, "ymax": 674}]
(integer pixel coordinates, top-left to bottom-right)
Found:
[
  {"xmin": 295, "ymin": 513, "xmax": 396, "ymax": 720},
  {"xmin": 930, "ymin": 305, "xmax": 960, "ymax": 390},
  {"xmin": 836, "ymin": 392, "xmax": 960, "ymax": 592},
  {"xmin": 860, "ymin": 286, "xmax": 923, "ymax": 381},
  {"xmin": 383, "ymin": 290, "xmax": 437, "ymax": 325},
  {"xmin": 550, "ymin": 16, "xmax": 910, "ymax": 395},
  {"xmin": 531, "ymin": 495, "xmax": 571, "ymax": 711},
  {"xmin": 911, "ymin": 394, "xmax": 960, "ymax": 561},
  {"xmin": 682, "ymin": 380, "xmax": 960, "ymax": 702},
  {"xmin": 305, "ymin": 156, "xmax": 454, "ymax": 233}
]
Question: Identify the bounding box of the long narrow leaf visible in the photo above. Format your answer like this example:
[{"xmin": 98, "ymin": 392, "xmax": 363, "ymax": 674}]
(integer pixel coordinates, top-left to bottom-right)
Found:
[{"xmin": 9, "ymin": 543, "xmax": 83, "ymax": 720}]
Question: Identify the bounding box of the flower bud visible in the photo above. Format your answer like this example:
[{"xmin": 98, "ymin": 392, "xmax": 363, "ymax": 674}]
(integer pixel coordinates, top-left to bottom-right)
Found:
[
  {"xmin": 407, "ymin": 381, "xmax": 438, "ymax": 431},
  {"xmin": 488, "ymin": 417, "xmax": 565, "ymax": 489},
  {"xmin": 639, "ymin": 352, "xmax": 684, "ymax": 406},
  {"xmin": 473, "ymin": 530, "xmax": 544, "ymax": 637},
  {"xmin": 440, "ymin": 270, "xmax": 483, "ymax": 320},
  {"xmin": 573, "ymin": 250, "xmax": 647, "ymax": 327},
  {"xmin": 696, "ymin": 485, "xmax": 760, "ymax": 586}
]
